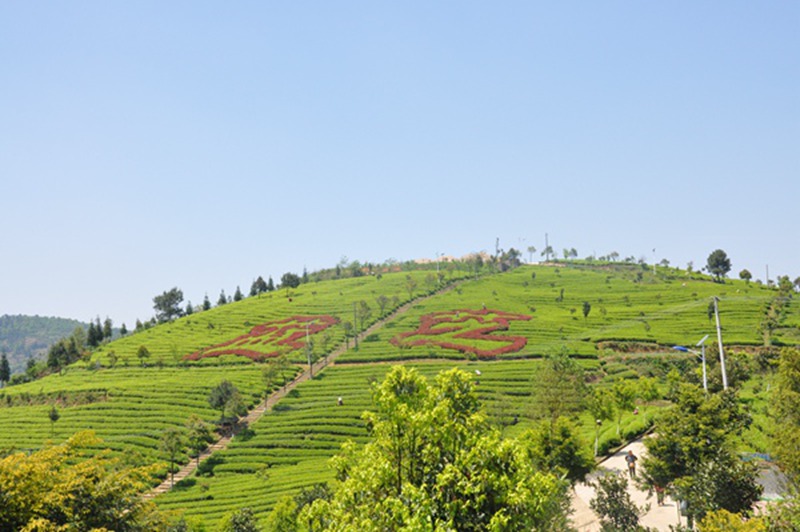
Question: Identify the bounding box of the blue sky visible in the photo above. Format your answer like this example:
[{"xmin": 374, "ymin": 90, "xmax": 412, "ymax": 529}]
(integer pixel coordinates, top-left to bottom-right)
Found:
[{"xmin": 1, "ymin": 2, "xmax": 798, "ymax": 327}]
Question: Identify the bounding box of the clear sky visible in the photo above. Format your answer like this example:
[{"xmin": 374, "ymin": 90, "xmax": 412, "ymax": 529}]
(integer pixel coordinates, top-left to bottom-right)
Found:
[{"xmin": 1, "ymin": 2, "xmax": 798, "ymax": 328}]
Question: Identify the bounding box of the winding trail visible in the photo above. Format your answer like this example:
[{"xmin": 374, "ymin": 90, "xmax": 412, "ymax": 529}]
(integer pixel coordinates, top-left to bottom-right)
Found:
[{"xmin": 146, "ymin": 280, "xmax": 464, "ymax": 499}]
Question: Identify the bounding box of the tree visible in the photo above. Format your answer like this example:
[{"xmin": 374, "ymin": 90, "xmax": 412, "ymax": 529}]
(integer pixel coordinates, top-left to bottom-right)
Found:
[
  {"xmin": 588, "ymin": 387, "xmax": 615, "ymax": 456},
  {"xmin": 642, "ymin": 385, "xmax": 759, "ymax": 526},
  {"xmin": 541, "ymin": 245, "xmax": 554, "ymax": 261},
  {"xmin": 376, "ymin": 294, "xmax": 389, "ymax": 316},
  {"xmin": 771, "ymin": 348, "xmax": 800, "ymax": 484},
  {"xmin": 120, "ymin": 322, "xmax": 128, "ymax": 336},
  {"xmin": 303, "ymin": 366, "xmax": 571, "ymax": 530},
  {"xmin": 698, "ymin": 509, "xmax": 765, "ymax": 531},
  {"xmin": 275, "ymin": 354, "xmax": 292, "ymax": 390},
  {"xmin": 739, "ymin": 269, "xmax": 752, "ymax": 284},
  {"xmin": 262, "ymin": 359, "xmax": 279, "ymax": 405},
  {"xmin": 522, "ymin": 417, "xmax": 594, "ymax": 484},
  {"xmin": 0, "ymin": 351, "xmax": 9, "ymax": 386},
  {"xmin": 267, "ymin": 276, "xmax": 275, "ymax": 291},
  {"xmin": 186, "ymin": 415, "xmax": 215, "ymax": 467},
  {"xmin": 265, "ymin": 496, "xmax": 298, "ymax": 531},
  {"xmin": 404, "ymin": 274, "xmax": 417, "ymax": 299},
  {"xmin": 217, "ymin": 290, "xmax": 227, "ymax": 306},
  {"xmin": 531, "ymin": 351, "xmax": 587, "ymax": 428},
  {"xmin": 281, "ymin": 272, "xmax": 301, "ymax": 290},
  {"xmin": 160, "ymin": 427, "xmax": 185, "ymax": 487},
  {"xmin": 590, "ymin": 473, "xmax": 649, "ymax": 531},
  {"xmin": 0, "ymin": 431, "xmax": 166, "ymax": 531},
  {"xmin": 706, "ymin": 249, "xmax": 732, "ymax": 282},
  {"xmin": 202, "ymin": 294, "xmax": 212, "ymax": 311},
  {"xmin": 87, "ymin": 320, "xmax": 101, "ymax": 348},
  {"xmin": 527, "ymin": 245, "xmax": 537, "ymax": 263},
  {"xmin": 233, "ymin": 286, "xmax": 243, "ymax": 302},
  {"xmin": 357, "ymin": 300, "xmax": 371, "ymax": 332},
  {"xmin": 153, "ymin": 287, "xmax": 184, "ymax": 323},
  {"xmin": 612, "ymin": 379, "xmax": 637, "ymax": 436},
  {"xmin": 48, "ymin": 404, "xmax": 60, "ymax": 437},
  {"xmin": 137, "ymin": 345, "xmax": 151, "ymax": 367},
  {"xmin": 102, "ymin": 317, "xmax": 113, "ymax": 340},
  {"xmin": 208, "ymin": 380, "xmax": 240, "ymax": 423},
  {"xmin": 250, "ymin": 276, "xmax": 268, "ymax": 296},
  {"xmin": 185, "ymin": 301, "xmax": 194, "ymax": 315},
  {"xmin": 218, "ymin": 507, "xmax": 261, "ymax": 532},
  {"xmin": 582, "ymin": 301, "xmax": 592, "ymax": 321}
]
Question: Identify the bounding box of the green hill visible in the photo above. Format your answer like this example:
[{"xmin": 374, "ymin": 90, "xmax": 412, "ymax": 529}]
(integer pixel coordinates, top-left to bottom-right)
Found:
[
  {"xmin": 0, "ymin": 262, "xmax": 795, "ymax": 527},
  {"xmin": 0, "ymin": 314, "xmax": 86, "ymax": 374}
]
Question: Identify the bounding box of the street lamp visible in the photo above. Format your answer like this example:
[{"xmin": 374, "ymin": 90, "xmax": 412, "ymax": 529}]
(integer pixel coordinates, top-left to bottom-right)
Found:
[
  {"xmin": 673, "ymin": 334, "xmax": 710, "ymax": 393},
  {"xmin": 594, "ymin": 419, "xmax": 602, "ymax": 457},
  {"xmin": 713, "ymin": 297, "xmax": 728, "ymax": 390}
]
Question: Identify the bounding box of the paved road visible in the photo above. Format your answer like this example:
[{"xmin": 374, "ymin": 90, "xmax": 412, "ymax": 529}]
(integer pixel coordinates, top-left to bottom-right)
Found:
[{"xmin": 571, "ymin": 439, "xmax": 685, "ymax": 531}]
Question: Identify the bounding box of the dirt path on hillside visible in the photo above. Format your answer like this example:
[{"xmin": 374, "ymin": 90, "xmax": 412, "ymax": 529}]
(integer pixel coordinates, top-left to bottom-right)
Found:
[{"xmin": 145, "ymin": 280, "xmax": 464, "ymax": 499}]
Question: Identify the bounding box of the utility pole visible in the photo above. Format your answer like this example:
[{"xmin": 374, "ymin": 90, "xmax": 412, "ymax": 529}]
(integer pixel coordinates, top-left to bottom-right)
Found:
[
  {"xmin": 545, "ymin": 233, "xmax": 550, "ymax": 261},
  {"xmin": 713, "ymin": 297, "xmax": 728, "ymax": 390},
  {"xmin": 652, "ymin": 248, "xmax": 656, "ymax": 275}
]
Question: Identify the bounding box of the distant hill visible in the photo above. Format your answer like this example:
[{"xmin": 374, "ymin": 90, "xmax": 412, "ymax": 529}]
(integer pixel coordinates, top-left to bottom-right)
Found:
[{"xmin": 0, "ymin": 315, "xmax": 86, "ymax": 374}]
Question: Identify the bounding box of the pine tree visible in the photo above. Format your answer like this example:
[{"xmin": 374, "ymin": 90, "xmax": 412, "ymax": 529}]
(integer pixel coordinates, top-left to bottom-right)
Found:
[
  {"xmin": 233, "ymin": 286, "xmax": 243, "ymax": 302},
  {"xmin": 267, "ymin": 276, "xmax": 275, "ymax": 292},
  {"xmin": 102, "ymin": 317, "xmax": 113, "ymax": 340},
  {"xmin": 0, "ymin": 352, "xmax": 10, "ymax": 386},
  {"xmin": 217, "ymin": 290, "xmax": 227, "ymax": 306},
  {"xmin": 86, "ymin": 321, "xmax": 100, "ymax": 348},
  {"xmin": 202, "ymin": 294, "xmax": 211, "ymax": 311}
]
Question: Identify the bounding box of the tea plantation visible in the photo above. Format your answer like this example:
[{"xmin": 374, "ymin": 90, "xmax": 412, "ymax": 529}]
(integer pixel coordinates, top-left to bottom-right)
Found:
[{"xmin": 0, "ymin": 263, "xmax": 795, "ymax": 528}]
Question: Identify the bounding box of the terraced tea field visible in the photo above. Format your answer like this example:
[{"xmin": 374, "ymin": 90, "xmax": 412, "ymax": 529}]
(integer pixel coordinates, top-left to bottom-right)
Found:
[
  {"xmin": 88, "ymin": 269, "xmax": 469, "ymax": 368},
  {"xmin": 0, "ymin": 365, "xmax": 281, "ymax": 467},
  {"xmin": 155, "ymin": 358, "xmax": 647, "ymax": 526},
  {"xmin": 345, "ymin": 264, "xmax": 794, "ymax": 363}
]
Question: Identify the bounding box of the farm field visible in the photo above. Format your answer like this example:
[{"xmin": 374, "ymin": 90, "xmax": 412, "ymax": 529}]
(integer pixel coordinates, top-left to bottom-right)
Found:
[
  {"xmin": 0, "ymin": 262, "xmax": 794, "ymax": 528},
  {"xmin": 155, "ymin": 358, "xmax": 655, "ymax": 526}
]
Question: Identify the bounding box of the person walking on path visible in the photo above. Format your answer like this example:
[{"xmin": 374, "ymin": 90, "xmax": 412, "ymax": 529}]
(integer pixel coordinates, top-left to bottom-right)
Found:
[{"xmin": 625, "ymin": 450, "xmax": 638, "ymax": 478}]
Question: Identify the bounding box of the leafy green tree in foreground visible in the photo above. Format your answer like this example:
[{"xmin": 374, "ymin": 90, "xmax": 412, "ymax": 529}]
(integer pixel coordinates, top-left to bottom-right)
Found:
[
  {"xmin": 765, "ymin": 348, "xmax": 800, "ymax": 528},
  {"xmin": 218, "ymin": 507, "xmax": 262, "ymax": 532},
  {"xmin": 522, "ymin": 416, "xmax": 594, "ymax": 484},
  {"xmin": 590, "ymin": 472, "xmax": 651, "ymax": 532},
  {"xmin": 0, "ymin": 431, "xmax": 166, "ymax": 531},
  {"xmin": 641, "ymin": 384, "xmax": 760, "ymax": 527},
  {"xmin": 297, "ymin": 366, "xmax": 571, "ymax": 530}
]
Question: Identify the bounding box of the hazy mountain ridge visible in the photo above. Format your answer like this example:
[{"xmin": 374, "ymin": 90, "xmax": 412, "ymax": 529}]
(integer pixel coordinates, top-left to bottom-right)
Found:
[{"xmin": 0, "ymin": 314, "xmax": 86, "ymax": 374}]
